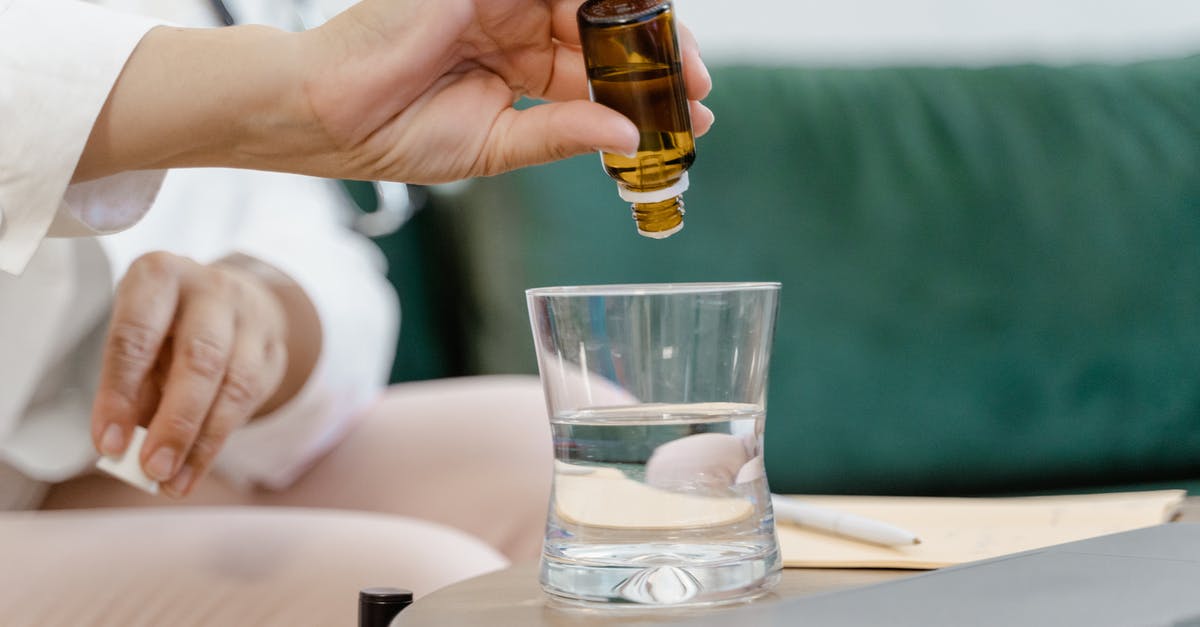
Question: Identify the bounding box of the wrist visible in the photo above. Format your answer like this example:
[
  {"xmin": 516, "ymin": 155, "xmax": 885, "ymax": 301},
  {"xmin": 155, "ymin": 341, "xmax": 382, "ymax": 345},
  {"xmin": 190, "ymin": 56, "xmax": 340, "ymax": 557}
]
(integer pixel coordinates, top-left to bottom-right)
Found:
[
  {"xmin": 220, "ymin": 27, "xmax": 336, "ymax": 174},
  {"xmin": 75, "ymin": 25, "xmax": 324, "ymax": 181}
]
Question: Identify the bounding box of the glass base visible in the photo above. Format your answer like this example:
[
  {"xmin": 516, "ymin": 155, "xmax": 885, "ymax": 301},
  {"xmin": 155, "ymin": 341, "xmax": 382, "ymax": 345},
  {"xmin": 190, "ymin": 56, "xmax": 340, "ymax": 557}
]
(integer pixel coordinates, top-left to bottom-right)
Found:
[{"xmin": 540, "ymin": 542, "xmax": 781, "ymax": 608}]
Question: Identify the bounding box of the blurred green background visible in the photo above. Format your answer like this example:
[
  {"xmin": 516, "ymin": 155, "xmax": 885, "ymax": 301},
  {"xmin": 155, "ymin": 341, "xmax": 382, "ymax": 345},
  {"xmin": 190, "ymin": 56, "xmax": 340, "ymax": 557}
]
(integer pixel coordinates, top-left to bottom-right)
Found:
[{"xmin": 370, "ymin": 58, "xmax": 1200, "ymax": 496}]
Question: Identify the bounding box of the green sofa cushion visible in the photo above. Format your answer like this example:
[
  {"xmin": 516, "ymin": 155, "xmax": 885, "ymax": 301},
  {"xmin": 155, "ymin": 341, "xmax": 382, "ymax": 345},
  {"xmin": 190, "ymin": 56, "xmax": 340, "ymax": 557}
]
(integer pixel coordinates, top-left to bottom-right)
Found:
[{"xmin": 408, "ymin": 56, "xmax": 1200, "ymax": 495}]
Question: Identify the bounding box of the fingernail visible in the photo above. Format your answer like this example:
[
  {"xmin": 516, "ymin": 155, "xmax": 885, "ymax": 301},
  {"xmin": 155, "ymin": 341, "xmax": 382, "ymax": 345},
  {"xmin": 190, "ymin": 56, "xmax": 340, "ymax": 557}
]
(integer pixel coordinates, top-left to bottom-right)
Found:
[
  {"xmin": 145, "ymin": 447, "xmax": 178, "ymax": 481},
  {"xmin": 164, "ymin": 464, "xmax": 195, "ymax": 497},
  {"xmin": 100, "ymin": 424, "xmax": 126, "ymax": 456}
]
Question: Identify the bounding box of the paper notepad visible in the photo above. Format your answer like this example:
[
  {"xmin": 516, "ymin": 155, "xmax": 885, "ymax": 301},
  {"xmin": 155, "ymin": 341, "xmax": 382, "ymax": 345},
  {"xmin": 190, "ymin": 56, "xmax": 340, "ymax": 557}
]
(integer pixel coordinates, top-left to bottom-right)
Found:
[{"xmin": 777, "ymin": 490, "xmax": 1186, "ymax": 569}]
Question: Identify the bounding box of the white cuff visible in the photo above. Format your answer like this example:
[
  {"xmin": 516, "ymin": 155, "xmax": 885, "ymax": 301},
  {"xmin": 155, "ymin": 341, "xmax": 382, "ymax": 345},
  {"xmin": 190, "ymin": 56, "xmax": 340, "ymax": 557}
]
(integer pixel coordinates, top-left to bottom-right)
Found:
[
  {"xmin": 0, "ymin": 0, "xmax": 163, "ymax": 274},
  {"xmin": 49, "ymin": 170, "xmax": 168, "ymax": 237}
]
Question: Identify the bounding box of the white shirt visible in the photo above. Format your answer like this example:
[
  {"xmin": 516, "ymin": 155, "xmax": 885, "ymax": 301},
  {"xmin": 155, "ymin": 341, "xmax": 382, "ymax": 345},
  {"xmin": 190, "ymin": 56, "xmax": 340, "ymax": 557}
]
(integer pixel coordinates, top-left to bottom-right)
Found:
[
  {"xmin": 0, "ymin": 0, "xmax": 166, "ymax": 275},
  {"xmin": 0, "ymin": 0, "xmax": 399, "ymax": 506}
]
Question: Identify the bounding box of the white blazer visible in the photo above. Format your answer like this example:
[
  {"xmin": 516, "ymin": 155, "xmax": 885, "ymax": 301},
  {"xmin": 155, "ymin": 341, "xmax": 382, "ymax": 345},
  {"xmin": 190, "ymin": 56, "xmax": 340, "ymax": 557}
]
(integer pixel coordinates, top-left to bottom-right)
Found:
[{"xmin": 0, "ymin": 0, "xmax": 398, "ymax": 504}]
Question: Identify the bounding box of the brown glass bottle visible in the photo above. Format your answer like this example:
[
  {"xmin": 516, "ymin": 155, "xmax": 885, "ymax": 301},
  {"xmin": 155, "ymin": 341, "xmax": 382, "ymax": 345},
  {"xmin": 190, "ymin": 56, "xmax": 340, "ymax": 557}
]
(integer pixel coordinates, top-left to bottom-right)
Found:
[{"xmin": 578, "ymin": 0, "xmax": 695, "ymax": 239}]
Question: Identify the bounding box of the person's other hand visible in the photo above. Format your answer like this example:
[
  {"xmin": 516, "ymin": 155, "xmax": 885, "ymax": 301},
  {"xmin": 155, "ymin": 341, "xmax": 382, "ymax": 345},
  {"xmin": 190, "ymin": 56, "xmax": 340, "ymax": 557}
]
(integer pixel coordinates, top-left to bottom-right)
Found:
[
  {"xmin": 90, "ymin": 252, "xmax": 294, "ymax": 497},
  {"xmin": 297, "ymin": 0, "xmax": 714, "ymax": 183}
]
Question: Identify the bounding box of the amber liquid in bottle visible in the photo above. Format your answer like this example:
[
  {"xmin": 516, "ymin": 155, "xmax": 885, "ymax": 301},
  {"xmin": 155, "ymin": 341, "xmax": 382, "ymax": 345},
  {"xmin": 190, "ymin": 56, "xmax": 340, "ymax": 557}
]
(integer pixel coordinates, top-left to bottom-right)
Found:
[{"xmin": 578, "ymin": 0, "xmax": 695, "ymax": 238}]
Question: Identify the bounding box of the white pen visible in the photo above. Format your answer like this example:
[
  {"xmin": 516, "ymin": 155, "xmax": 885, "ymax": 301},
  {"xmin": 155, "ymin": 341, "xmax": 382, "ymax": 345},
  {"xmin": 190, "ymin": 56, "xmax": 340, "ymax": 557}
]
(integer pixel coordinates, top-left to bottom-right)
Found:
[{"xmin": 771, "ymin": 494, "xmax": 921, "ymax": 547}]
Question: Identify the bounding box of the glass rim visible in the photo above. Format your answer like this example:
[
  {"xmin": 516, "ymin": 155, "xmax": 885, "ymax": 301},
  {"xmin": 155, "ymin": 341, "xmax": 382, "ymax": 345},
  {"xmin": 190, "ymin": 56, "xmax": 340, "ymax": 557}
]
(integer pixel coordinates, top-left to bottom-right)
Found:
[{"xmin": 525, "ymin": 282, "xmax": 781, "ymax": 298}]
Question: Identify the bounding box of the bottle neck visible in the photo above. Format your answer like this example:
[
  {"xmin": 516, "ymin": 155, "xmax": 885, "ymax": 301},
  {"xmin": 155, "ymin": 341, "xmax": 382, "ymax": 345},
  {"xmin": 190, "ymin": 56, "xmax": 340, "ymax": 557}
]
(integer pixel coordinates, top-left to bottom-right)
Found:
[{"xmin": 632, "ymin": 196, "xmax": 685, "ymax": 239}]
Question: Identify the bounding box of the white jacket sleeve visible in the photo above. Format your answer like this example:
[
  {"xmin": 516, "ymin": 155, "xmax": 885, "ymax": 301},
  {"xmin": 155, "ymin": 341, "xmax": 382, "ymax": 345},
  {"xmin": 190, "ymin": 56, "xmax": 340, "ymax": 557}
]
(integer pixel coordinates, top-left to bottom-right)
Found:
[{"xmin": 0, "ymin": 0, "xmax": 166, "ymax": 275}]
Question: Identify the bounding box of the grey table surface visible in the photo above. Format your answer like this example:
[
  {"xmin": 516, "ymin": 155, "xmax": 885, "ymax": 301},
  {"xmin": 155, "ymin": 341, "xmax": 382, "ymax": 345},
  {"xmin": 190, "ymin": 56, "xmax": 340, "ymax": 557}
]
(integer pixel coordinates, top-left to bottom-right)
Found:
[{"xmin": 394, "ymin": 496, "xmax": 1200, "ymax": 627}]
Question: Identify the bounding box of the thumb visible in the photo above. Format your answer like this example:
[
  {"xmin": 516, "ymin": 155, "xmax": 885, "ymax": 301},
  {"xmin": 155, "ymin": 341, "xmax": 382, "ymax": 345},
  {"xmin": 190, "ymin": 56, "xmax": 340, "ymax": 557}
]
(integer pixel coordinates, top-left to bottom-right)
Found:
[{"xmin": 481, "ymin": 100, "xmax": 639, "ymax": 175}]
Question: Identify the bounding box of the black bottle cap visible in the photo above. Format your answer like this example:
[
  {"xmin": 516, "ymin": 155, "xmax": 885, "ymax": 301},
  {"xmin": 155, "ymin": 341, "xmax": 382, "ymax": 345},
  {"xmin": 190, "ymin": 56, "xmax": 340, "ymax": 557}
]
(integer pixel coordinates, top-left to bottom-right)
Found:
[{"xmin": 359, "ymin": 587, "xmax": 414, "ymax": 627}]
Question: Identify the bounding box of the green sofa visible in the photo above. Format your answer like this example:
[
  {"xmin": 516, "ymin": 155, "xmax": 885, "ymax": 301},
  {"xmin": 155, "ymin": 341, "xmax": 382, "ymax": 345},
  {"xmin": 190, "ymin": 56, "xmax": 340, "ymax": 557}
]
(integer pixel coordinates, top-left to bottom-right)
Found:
[{"xmin": 371, "ymin": 56, "xmax": 1200, "ymax": 496}]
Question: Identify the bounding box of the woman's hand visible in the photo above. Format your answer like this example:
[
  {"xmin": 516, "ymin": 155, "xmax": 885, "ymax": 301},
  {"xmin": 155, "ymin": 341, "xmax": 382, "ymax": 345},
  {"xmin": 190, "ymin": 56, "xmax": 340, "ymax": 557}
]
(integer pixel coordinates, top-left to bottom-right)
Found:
[
  {"xmin": 90, "ymin": 252, "xmax": 317, "ymax": 498},
  {"xmin": 74, "ymin": 0, "xmax": 713, "ymax": 184},
  {"xmin": 297, "ymin": 0, "xmax": 714, "ymax": 182}
]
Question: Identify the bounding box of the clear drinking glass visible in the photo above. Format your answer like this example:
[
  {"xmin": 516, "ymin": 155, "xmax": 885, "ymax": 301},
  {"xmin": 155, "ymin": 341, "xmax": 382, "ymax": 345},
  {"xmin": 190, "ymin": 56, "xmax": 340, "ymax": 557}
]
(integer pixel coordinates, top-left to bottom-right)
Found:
[{"xmin": 526, "ymin": 283, "xmax": 782, "ymax": 607}]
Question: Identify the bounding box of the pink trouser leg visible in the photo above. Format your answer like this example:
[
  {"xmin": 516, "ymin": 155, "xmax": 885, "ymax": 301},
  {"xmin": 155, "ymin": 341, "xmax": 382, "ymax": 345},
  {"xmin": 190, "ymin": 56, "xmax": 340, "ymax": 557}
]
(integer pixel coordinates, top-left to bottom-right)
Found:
[
  {"xmin": 45, "ymin": 375, "xmax": 554, "ymax": 561},
  {"xmin": 248, "ymin": 375, "xmax": 554, "ymax": 561},
  {"xmin": 0, "ymin": 508, "xmax": 506, "ymax": 627},
  {"xmin": 32, "ymin": 375, "xmax": 553, "ymax": 625}
]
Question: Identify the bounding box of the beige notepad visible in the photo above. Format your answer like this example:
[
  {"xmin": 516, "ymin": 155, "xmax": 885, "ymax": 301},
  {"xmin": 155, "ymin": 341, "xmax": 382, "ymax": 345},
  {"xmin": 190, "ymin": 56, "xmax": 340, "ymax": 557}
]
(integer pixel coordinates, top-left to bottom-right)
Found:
[{"xmin": 778, "ymin": 490, "xmax": 1186, "ymax": 569}]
